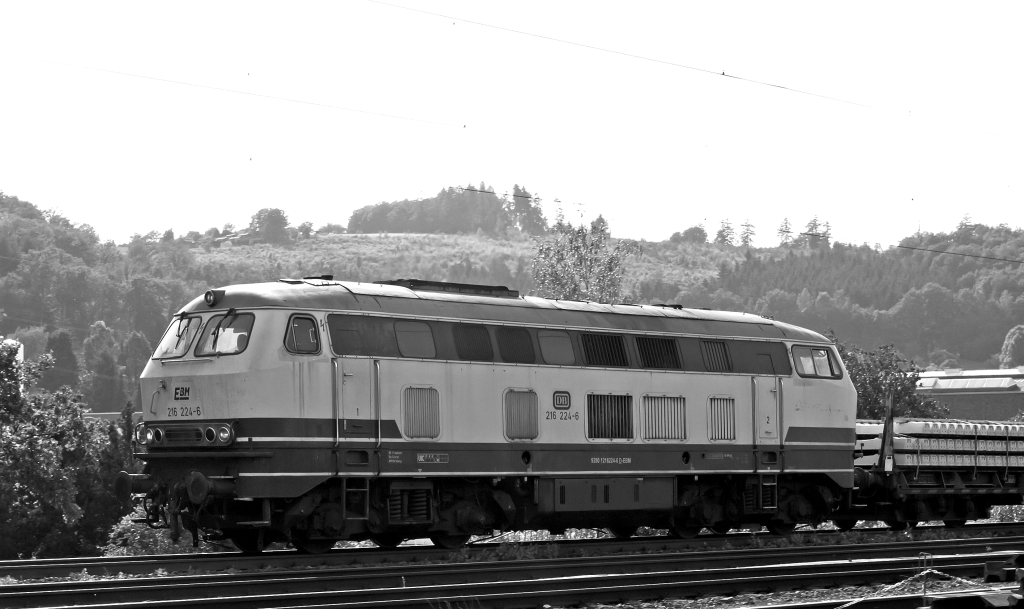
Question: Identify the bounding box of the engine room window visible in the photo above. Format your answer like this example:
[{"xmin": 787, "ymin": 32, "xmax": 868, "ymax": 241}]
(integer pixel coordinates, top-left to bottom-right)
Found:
[
  {"xmin": 496, "ymin": 327, "xmax": 535, "ymax": 364},
  {"xmin": 538, "ymin": 330, "xmax": 575, "ymax": 365},
  {"xmin": 636, "ymin": 336, "xmax": 681, "ymax": 369},
  {"xmin": 327, "ymin": 315, "xmax": 400, "ymax": 357},
  {"xmin": 285, "ymin": 315, "xmax": 320, "ymax": 354},
  {"xmin": 395, "ymin": 321, "xmax": 436, "ymax": 358},
  {"xmin": 792, "ymin": 346, "xmax": 842, "ymax": 379},
  {"xmin": 403, "ymin": 387, "xmax": 440, "ymax": 439},
  {"xmin": 504, "ymin": 390, "xmax": 539, "ymax": 440},
  {"xmin": 194, "ymin": 313, "xmax": 255, "ymax": 356},
  {"xmin": 452, "ymin": 324, "xmax": 493, "ymax": 361},
  {"xmin": 587, "ymin": 394, "xmax": 633, "ymax": 440},
  {"xmin": 154, "ymin": 316, "xmax": 202, "ymax": 359},
  {"xmin": 580, "ymin": 333, "xmax": 629, "ymax": 367}
]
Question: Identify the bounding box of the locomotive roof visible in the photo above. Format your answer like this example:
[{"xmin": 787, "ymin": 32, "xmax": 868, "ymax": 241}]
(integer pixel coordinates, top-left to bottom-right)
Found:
[{"xmin": 179, "ymin": 279, "xmax": 829, "ymax": 343}]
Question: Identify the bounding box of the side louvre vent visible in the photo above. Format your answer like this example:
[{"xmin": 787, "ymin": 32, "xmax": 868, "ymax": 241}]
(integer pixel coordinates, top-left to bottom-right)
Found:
[
  {"xmin": 701, "ymin": 340, "xmax": 733, "ymax": 372},
  {"xmin": 403, "ymin": 387, "xmax": 440, "ymax": 439},
  {"xmin": 587, "ymin": 394, "xmax": 633, "ymax": 440},
  {"xmin": 580, "ymin": 333, "xmax": 629, "ymax": 367},
  {"xmin": 636, "ymin": 337, "xmax": 681, "ymax": 369},
  {"xmin": 708, "ymin": 397, "xmax": 736, "ymax": 441},
  {"xmin": 504, "ymin": 390, "xmax": 539, "ymax": 440},
  {"xmin": 642, "ymin": 396, "xmax": 686, "ymax": 440}
]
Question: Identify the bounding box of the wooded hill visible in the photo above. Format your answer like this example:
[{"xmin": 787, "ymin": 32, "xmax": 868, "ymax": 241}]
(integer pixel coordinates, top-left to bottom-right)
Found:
[{"xmin": 1, "ymin": 189, "xmax": 1023, "ymax": 412}]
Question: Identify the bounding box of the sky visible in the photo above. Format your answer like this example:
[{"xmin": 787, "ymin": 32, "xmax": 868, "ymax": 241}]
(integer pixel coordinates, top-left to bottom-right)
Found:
[{"xmin": 1, "ymin": 1, "xmax": 1021, "ymax": 249}]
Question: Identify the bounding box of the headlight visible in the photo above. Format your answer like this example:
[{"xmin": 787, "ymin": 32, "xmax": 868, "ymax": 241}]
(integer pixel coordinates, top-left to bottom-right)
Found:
[
  {"xmin": 144, "ymin": 428, "xmax": 155, "ymax": 444},
  {"xmin": 217, "ymin": 425, "xmax": 233, "ymax": 443}
]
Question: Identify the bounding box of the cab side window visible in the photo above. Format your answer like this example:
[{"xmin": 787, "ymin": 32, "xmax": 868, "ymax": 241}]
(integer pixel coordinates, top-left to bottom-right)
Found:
[
  {"xmin": 285, "ymin": 315, "xmax": 320, "ymax": 354},
  {"xmin": 792, "ymin": 346, "xmax": 842, "ymax": 379}
]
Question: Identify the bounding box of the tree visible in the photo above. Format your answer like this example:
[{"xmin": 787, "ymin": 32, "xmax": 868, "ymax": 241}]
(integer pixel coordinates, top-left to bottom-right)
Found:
[
  {"xmin": 120, "ymin": 331, "xmax": 151, "ymax": 406},
  {"xmin": 297, "ymin": 222, "xmax": 314, "ymax": 239},
  {"xmin": 0, "ymin": 341, "xmax": 132, "ymax": 558},
  {"xmin": 531, "ymin": 215, "xmax": 642, "ymax": 303},
  {"xmin": 714, "ymin": 220, "xmax": 735, "ymax": 246},
  {"xmin": 83, "ymin": 351, "xmax": 124, "ymax": 413},
  {"xmin": 831, "ymin": 335, "xmax": 946, "ymax": 419},
  {"xmin": 739, "ymin": 220, "xmax": 755, "ymax": 247},
  {"xmin": 506, "ymin": 185, "xmax": 548, "ymax": 236},
  {"xmin": 999, "ymin": 325, "xmax": 1024, "ymax": 368},
  {"xmin": 83, "ymin": 321, "xmax": 118, "ymax": 374},
  {"xmin": 38, "ymin": 330, "xmax": 78, "ymax": 390},
  {"xmin": 777, "ymin": 218, "xmax": 792, "ymax": 245},
  {"xmin": 671, "ymin": 225, "xmax": 707, "ymax": 244},
  {"xmin": 249, "ymin": 208, "xmax": 290, "ymax": 244}
]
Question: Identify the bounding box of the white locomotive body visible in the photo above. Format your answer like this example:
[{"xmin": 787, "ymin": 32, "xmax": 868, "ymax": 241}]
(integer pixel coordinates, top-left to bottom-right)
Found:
[{"xmin": 119, "ymin": 278, "xmax": 874, "ymax": 551}]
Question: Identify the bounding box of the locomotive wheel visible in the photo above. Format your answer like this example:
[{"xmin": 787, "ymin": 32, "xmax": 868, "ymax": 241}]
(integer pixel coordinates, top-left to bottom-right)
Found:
[
  {"xmin": 833, "ymin": 519, "xmax": 859, "ymax": 532},
  {"xmin": 884, "ymin": 519, "xmax": 918, "ymax": 531},
  {"xmin": 669, "ymin": 524, "xmax": 702, "ymax": 539},
  {"xmin": 710, "ymin": 522, "xmax": 732, "ymax": 535},
  {"xmin": 767, "ymin": 522, "xmax": 796, "ymax": 536},
  {"xmin": 430, "ymin": 534, "xmax": 471, "ymax": 549},
  {"xmin": 293, "ymin": 539, "xmax": 336, "ymax": 554},
  {"xmin": 943, "ymin": 519, "xmax": 967, "ymax": 528},
  {"xmin": 370, "ymin": 534, "xmax": 404, "ymax": 548},
  {"xmin": 229, "ymin": 530, "xmax": 264, "ymax": 554},
  {"xmin": 606, "ymin": 526, "xmax": 636, "ymax": 539}
]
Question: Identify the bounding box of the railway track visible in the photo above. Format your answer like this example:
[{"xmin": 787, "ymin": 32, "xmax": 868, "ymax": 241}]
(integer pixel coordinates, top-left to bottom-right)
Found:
[
  {"xmin": 3, "ymin": 531, "xmax": 1024, "ymax": 608},
  {"xmin": 3, "ymin": 521, "xmax": 1022, "ymax": 581}
]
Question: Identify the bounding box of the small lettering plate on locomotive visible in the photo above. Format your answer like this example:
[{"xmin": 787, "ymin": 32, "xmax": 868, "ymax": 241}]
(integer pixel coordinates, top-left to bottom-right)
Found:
[
  {"xmin": 553, "ymin": 391, "xmax": 571, "ymax": 410},
  {"xmin": 416, "ymin": 453, "xmax": 449, "ymax": 464},
  {"xmin": 173, "ymin": 384, "xmax": 192, "ymax": 400}
]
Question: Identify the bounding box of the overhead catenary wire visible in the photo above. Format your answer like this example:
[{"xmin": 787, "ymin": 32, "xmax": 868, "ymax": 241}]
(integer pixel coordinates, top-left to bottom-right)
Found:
[
  {"xmin": 367, "ymin": 0, "xmax": 872, "ymax": 109},
  {"xmin": 896, "ymin": 244, "xmax": 1024, "ymax": 266},
  {"xmin": 36, "ymin": 59, "xmax": 461, "ymax": 128}
]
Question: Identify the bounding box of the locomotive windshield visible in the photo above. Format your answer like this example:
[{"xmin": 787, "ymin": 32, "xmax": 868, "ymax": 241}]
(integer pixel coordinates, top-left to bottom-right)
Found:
[
  {"xmin": 195, "ymin": 313, "xmax": 255, "ymax": 356},
  {"xmin": 153, "ymin": 316, "xmax": 202, "ymax": 359}
]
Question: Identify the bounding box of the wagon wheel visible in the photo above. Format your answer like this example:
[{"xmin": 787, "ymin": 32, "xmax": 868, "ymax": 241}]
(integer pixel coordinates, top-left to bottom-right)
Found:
[
  {"xmin": 767, "ymin": 522, "xmax": 797, "ymax": 536},
  {"xmin": 228, "ymin": 529, "xmax": 265, "ymax": 554},
  {"xmin": 606, "ymin": 526, "xmax": 636, "ymax": 539},
  {"xmin": 430, "ymin": 534, "xmax": 471, "ymax": 549},
  {"xmin": 710, "ymin": 522, "xmax": 732, "ymax": 535},
  {"xmin": 668, "ymin": 523, "xmax": 702, "ymax": 539},
  {"xmin": 833, "ymin": 519, "xmax": 859, "ymax": 532},
  {"xmin": 370, "ymin": 533, "xmax": 405, "ymax": 548},
  {"xmin": 293, "ymin": 538, "xmax": 336, "ymax": 554}
]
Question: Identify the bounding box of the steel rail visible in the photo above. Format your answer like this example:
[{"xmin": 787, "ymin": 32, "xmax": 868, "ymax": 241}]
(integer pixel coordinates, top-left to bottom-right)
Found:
[
  {"xmin": 3, "ymin": 521, "xmax": 1023, "ymax": 581},
  {"xmin": 3, "ymin": 538, "xmax": 1022, "ymax": 608},
  {"xmin": 0, "ymin": 554, "xmax": 1002, "ymax": 609}
]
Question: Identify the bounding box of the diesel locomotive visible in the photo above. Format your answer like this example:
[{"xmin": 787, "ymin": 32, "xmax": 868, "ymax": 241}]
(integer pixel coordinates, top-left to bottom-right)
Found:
[{"xmin": 116, "ymin": 277, "xmax": 1024, "ymax": 553}]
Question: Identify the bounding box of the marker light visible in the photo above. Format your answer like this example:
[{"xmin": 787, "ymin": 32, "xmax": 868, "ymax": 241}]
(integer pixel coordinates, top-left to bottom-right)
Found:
[
  {"xmin": 217, "ymin": 426, "xmax": 233, "ymax": 443},
  {"xmin": 144, "ymin": 428, "xmax": 155, "ymax": 445}
]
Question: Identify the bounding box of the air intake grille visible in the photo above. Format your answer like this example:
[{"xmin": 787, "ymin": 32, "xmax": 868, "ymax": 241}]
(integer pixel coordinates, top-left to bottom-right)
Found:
[
  {"xmin": 642, "ymin": 396, "xmax": 686, "ymax": 440},
  {"xmin": 636, "ymin": 336, "xmax": 681, "ymax": 369},
  {"xmin": 708, "ymin": 397, "xmax": 736, "ymax": 441},
  {"xmin": 387, "ymin": 489, "xmax": 432, "ymax": 523},
  {"xmin": 580, "ymin": 333, "xmax": 629, "ymax": 367},
  {"xmin": 587, "ymin": 394, "xmax": 633, "ymax": 440},
  {"xmin": 504, "ymin": 390, "xmax": 539, "ymax": 440},
  {"xmin": 403, "ymin": 387, "xmax": 440, "ymax": 439},
  {"xmin": 701, "ymin": 340, "xmax": 733, "ymax": 372}
]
